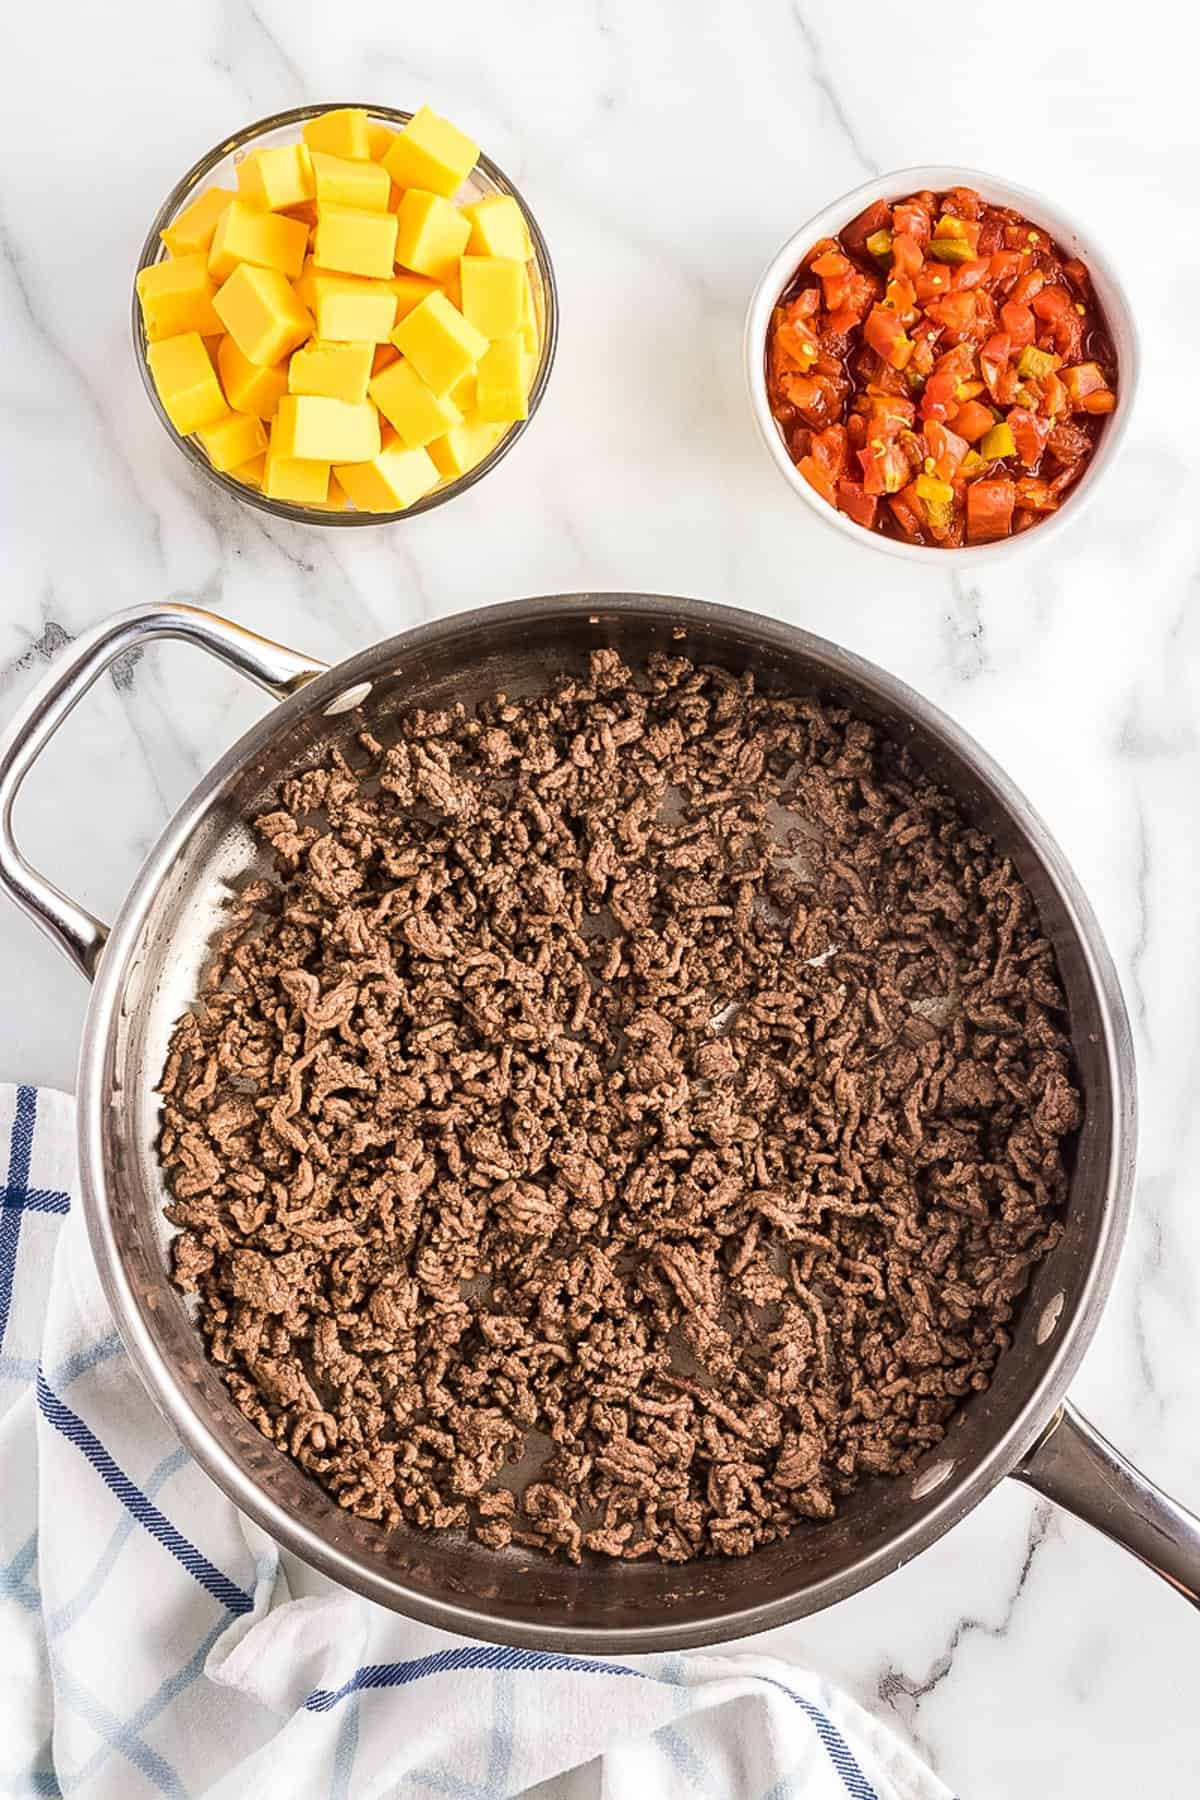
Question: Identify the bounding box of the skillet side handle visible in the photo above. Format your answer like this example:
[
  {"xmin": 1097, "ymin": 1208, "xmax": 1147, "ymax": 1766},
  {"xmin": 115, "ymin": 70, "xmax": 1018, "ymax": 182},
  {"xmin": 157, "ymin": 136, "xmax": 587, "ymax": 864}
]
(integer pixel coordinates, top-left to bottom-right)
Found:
[
  {"xmin": 1014, "ymin": 1400, "xmax": 1200, "ymax": 1607},
  {"xmin": 0, "ymin": 602, "xmax": 329, "ymax": 983}
]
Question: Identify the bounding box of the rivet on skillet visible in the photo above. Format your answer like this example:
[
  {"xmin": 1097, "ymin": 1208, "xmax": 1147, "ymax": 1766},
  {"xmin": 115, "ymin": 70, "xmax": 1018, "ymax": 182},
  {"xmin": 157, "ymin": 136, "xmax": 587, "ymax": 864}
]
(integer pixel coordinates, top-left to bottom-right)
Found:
[
  {"xmin": 1036, "ymin": 1291, "xmax": 1066, "ymax": 1345},
  {"xmin": 911, "ymin": 1459, "xmax": 955, "ymax": 1501},
  {"xmin": 322, "ymin": 681, "xmax": 373, "ymax": 716}
]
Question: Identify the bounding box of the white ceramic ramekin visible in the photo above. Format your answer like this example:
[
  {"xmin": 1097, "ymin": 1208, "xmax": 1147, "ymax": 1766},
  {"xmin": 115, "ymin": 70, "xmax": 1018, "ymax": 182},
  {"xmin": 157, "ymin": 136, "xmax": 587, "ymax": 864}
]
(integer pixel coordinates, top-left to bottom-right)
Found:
[{"xmin": 744, "ymin": 164, "xmax": 1139, "ymax": 566}]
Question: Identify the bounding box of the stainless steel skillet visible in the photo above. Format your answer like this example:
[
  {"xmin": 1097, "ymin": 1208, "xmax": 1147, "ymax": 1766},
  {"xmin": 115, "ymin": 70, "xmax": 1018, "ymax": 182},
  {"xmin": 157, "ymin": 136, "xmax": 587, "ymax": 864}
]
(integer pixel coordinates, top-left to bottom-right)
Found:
[{"xmin": 0, "ymin": 593, "xmax": 1197, "ymax": 1652}]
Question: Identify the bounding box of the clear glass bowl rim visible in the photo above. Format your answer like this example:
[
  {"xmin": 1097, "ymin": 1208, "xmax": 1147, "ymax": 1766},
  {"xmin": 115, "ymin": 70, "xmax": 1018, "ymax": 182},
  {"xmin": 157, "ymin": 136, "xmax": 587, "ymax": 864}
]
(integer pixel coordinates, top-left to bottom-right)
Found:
[{"xmin": 132, "ymin": 101, "xmax": 560, "ymax": 527}]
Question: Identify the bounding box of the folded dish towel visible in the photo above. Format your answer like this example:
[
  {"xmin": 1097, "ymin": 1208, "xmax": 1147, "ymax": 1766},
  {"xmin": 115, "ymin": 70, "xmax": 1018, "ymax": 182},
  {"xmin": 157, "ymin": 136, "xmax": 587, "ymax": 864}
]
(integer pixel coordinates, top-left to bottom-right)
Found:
[{"xmin": 0, "ymin": 1084, "xmax": 952, "ymax": 1799}]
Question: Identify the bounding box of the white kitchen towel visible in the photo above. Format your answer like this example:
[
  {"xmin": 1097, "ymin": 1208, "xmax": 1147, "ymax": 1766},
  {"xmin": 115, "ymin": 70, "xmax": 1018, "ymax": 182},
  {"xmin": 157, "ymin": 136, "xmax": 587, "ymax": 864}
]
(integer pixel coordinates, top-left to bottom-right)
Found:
[{"xmin": 0, "ymin": 1084, "xmax": 953, "ymax": 1800}]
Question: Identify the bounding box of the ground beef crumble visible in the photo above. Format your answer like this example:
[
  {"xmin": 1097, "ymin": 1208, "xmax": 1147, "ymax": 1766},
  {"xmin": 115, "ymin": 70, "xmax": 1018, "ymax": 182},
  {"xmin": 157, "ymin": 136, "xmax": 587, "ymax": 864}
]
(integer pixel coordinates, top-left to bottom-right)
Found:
[{"xmin": 157, "ymin": 650, "xmax": 1080, "ymax": 1563}]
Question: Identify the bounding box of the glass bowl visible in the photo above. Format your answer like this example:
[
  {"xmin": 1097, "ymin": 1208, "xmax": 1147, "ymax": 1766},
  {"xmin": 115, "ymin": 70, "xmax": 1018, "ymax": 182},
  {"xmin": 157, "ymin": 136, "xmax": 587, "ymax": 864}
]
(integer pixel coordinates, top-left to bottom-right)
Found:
[{"xmin": 133, "ymin": 102, "xmax": 559, "ymax": 526}]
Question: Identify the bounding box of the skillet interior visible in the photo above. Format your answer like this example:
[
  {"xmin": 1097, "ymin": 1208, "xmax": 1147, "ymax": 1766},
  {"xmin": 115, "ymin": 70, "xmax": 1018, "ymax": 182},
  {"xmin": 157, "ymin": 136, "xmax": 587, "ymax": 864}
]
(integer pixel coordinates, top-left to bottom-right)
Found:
[{"xmin": 84, "ymin": 596, "xmax": 1131, "ymax": 1649}]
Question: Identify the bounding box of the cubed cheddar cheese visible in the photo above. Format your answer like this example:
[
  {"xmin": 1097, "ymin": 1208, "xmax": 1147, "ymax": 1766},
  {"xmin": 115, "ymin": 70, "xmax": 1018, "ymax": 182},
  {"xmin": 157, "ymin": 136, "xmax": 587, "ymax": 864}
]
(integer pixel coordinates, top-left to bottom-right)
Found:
[
  {"xmin": 232, "ymin": 451, "xmax": 267, "ymax": 488},
  {"xmin": 367, "ymin": 122, "xmax": 398, "ymax": 163},
  {"xmin": 145, "ymin": 106, "xmax": 537, "ymax": 510},
  {"xmin": 310, "ymin": 151, "xmax": 390, "ymax": 213},
  {"xmin": 369, "ymin": 357, "xmax": 462, "ymax": 447},
  {"xmin": 196, "ymin": 409, "xmax": 269, "ymax": 472},
  {"xmin": 394, "ymin": 190, "xmax": 471, "ymax": 281},
  {"xmin": 146, "ymin": 333, "xmax": 228, "ymax": 436},
  {"xmin": 307, "ymin": 273, "xmax": 397, "ymax": 342},
  {"xmin": 389, "ymin": 271, "xmax": 439, "ymax": 320},
  {"xmin": 288, "ymin": 339, "xmax": 374, "ymax": 405},
  {"xmin": 475, "ymin": 335, "xmax": 529, "ymax": 422},
  {"xmin": 428, "ymin": 419, "xmax": 505, "ymax": 479},
  {"xmin": 302, "ymin": 108, "xmax": 372, "ymax": 161},
  {"xmin": 391, "ymin": 289, "xmax": 487, "ymax": 394},
  {"xmin": 449, "ymin": 368, "xmax": 476, "ymax": 413},
  {"xmin": 382, "ymin": 106, "xmax": 478, "ymax": 198},
  {"xmin": 217, "ymin": 335, "xmax": 290, "ymax": 419},
  {"xmin": 459, "ymin": 256, "xmax": 524, "ymax": 339},
  {"xmin": 136, "ymin": 254, "xmax": 223, "ymax": 340},
  {"xmin": 236, "ymin": 143, "xmax": 314, "ymax": 211},
  {"xmin": 314, "ymin": 472, "xmax": 350, "ymax": 510},
  {"xmin": 263, "ymin": 435, "xmax": 331, "ymax": 504},
  {"xmin": 463, "ymin": 195, "xmax": 533, "ymax": 263},
  {"xmin": 213, "ymin": 264, "xmax": 313, "ymax": 366},
  {"xmin": 208, "ymin": 200, "xmax": 308, "ymax": 282},
  {"xmin": 313, "ymin": 203, "xmax": 398, "ymax": 279},
  {"xmin": 274, "ymin": 393, "xmax": 381, "ymax": 463},
  {"xmin": 161, "ymin": 186, "xmax": 234, "ymax": 257},
  {"xmin": 334, "ymin": 436, "xmax": 440, "ymax": 511}
]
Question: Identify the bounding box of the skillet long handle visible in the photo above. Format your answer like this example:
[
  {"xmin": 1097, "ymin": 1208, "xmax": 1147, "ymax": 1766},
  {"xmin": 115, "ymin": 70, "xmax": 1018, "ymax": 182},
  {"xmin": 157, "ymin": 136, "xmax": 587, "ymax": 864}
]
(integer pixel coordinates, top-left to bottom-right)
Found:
[
  {"xmin": 1014, "ymin": 1401, "xmax": 1200, "ymax": 1607},
  {"xmin": 0, "ymin": 602, "xmax": 328, "ymax": 982}
]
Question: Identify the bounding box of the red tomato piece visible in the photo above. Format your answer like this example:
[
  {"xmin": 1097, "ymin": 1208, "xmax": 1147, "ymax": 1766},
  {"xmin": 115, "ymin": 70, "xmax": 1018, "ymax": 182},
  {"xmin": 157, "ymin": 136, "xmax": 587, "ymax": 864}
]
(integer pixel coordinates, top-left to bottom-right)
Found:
[
  {"xmin": 924, "ymin": 291, "xmax": 979, "ymax": 343},
  {"xmin": 952, "ymin": 258, "xmax": 991, "ymax": 291},
  {"xmin": 891, "ymin": 232, "xmax": 924, "ymax": 278},
  {"xmin": 836, "ymin": 479, "xmax": 878, "ymax": 528},
  {"xmin": 999, "ymin": 301, "xmax": 1036, "ymax": 347},
  {"xmin": 893, "ymin": 201, "xmax": 932, "ymax": 244},
  {"xmin": 888, "ymin": 484, "xmax": 925, "ymax": 538},
  {"xmin": 1061, "ymin": 362, "xmax": 1109, "ymax": 405},
  {"xmin": 979, "ymin": 332, "xmax": 1012, "ymax": 400},
  {"xmin": 840, "ymin": 199, "xmax": 892, "ymax": 259},
  {"xmin": 859, "ymin": 440, "xmax": 910, "ymax": 494},
  {"xmin": 922, "ymin": 420, "xmax": 969, "ymax": 479},
  {"xmin": 1032, "ymin": 285, "xmax": 1071, "ymax": 321},
  {"xmin": 988, "ymin": 249, "xmax": 1024, "ymax": 286},
  {"xmin": 966, "ymin": 478, "xmax": 1016, "ymax": 542},
  {"xmin": 863, "ymin": 305, "xmax": 913, "ymax": 370},
  {"xmin": 1010, "ymin": 268, "xmax": 1045, "ymax": 306},
  {"xmin": 1080, "ymin": 389, "xmax": 1116, "ymax": 414},
  {"xmin": 811, "ymin": 249, "xmax": 850, "ymax": 279},
  {"xmin": 951, "ymin": 399, "xmax": 995, "ymax": 443},
  {"xmin": 1006, "ymin": 406, "xmax": 1051, "ymax": 467},
  {"xmin": 919, "ymin": 368, "xmax": 960, "ymax": 422}
]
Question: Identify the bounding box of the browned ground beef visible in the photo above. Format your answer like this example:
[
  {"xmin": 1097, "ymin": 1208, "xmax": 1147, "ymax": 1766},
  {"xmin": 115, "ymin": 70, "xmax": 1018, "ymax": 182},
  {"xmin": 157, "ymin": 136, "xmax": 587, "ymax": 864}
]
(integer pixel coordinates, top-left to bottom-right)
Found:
[{"xmin": 157, "ymin": 649, "xmax": 1079, "ymax": 1563}]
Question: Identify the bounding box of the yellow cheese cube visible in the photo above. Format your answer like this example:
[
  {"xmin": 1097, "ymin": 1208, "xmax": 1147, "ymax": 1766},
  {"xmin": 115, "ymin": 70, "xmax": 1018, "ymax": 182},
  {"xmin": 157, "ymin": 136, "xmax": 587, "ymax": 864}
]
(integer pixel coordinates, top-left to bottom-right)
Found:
[
  {"xmin": 236, "ymin": 143, "xmax": 314, "ymax": 211},
  {"xmin": 449, "ymin": 368, "xmax": 476, "ymax": 413},
  {"xmin": 334, "ymin": 436, "xmax": 440, "ymax": 511},
  {"xmin": 369, "ymin": 358, "xmax": 462, "ymax": 447},
  {"xmin": 476, "ymin": 335, "xmax": 529, "ymax": 422},
  {"xmin": 146, "ymin": 333, "xmax": 228, "ymax": 436},
  {"xmin": 311, "ymin": 151, "xmax": 390, "ymax": 213},
  {"xmin": 463, "ymin": 194, "xmax": 532, "ymax": 262},
  {"xmin": 389, "ymin": 271, "xmax": 439, "ymax": 320},
  {"xmin": 316, "ymin": 472, "xmax": 350, "ymax": 511},
  {"xmin": 217, "ymin": 335, "xmax": 289, "ymax": 419},
  {"xmin": 274, "ymin": 393, "xmax": 381, "ymax": 463},
  {"xmin": 309, "ymin": 273, "xmax": 397, "ymax": 342},
  {"xmin": 382, "ymin": 106, "xmax": 478, "ymax": 198},
  {"xmin": 459, "ymin": 256, "xmax": 524, "ymax": 339},
  {"xmin": 302, "ymin": 108, "xmax": 372, "ymax": 160},
  {"xmin": 208, "ymin": 200, "xmax": 308, "ymax": 282},
  {"xmin": 394, "ymin": 190, "xmax": 471, "ymax": 281},
  {"xmin": 313, "ymin": 203, "xmax": 398, "ymax": 279},
  {"xmin": 263, "ymin": 438, "xmax": 331, "ymax": 505},
  {"xmin": 213, "ymin": 263, "xmax": 313, "ymax": 366},
  {"xmin": 367, "ymin": 122, "xmax": 398, "ymax": 163},
  {"xmin": 161, "ymin": 186, "xmax": 234, "ymax": 257},
  {"xmin": 288, "ymin": 339, "xmax": 374, "ymax": 404},
  {"xmin": 196, "ymin": 409, "xmax": 269, "ymax": 472},
  {"xmin": 391, "ymin": 290, "xmax": 487, "ymax": 395},
  {"xmin": 428, "ymin": 419, "xmax": 505, "ymax": 479},
  {"xmin": 232, "ymin": 451, "xmax": 267, "ymax": 489},
  {"xmin": 136, "ymin": 254, "xmax": 223, "ymax": 341}
]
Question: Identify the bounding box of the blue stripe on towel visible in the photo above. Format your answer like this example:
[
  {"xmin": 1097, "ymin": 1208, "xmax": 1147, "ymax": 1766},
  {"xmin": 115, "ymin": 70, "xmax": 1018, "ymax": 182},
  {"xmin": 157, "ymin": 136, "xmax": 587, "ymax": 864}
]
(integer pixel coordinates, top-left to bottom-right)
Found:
[{"xmin": 35, "ymin": 1371, "xmax": 253, "ymax": 1615}]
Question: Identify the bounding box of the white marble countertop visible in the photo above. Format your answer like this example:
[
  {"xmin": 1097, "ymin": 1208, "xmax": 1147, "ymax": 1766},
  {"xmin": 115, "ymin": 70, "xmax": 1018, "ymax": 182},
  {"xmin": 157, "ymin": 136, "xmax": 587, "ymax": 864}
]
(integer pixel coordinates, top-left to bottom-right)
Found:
[{"xmin": 2, "ymin": 3, "xmax": 1199, "ymax": 1793}]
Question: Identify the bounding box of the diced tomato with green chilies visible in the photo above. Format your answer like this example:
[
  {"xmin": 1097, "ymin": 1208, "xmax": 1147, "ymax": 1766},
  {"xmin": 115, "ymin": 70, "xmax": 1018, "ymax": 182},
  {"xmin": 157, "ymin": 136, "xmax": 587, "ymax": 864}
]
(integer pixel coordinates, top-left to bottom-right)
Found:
[{"xmin": 765, "ymin": 185, "xmax": 1118, "ymax": 546}]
